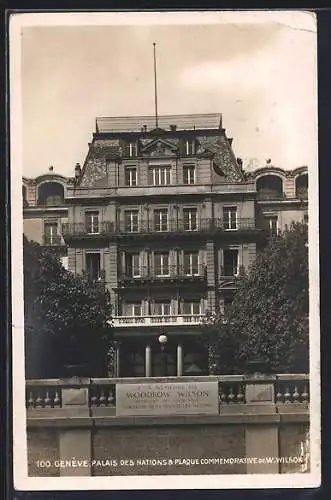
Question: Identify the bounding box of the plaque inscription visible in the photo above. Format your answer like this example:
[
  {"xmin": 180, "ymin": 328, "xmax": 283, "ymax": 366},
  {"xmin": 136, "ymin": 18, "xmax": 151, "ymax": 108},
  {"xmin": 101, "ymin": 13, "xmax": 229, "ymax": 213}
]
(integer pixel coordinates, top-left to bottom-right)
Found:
[{"xmin": 116, "ymin": 381, "xmax": 219, "ymax": 416}]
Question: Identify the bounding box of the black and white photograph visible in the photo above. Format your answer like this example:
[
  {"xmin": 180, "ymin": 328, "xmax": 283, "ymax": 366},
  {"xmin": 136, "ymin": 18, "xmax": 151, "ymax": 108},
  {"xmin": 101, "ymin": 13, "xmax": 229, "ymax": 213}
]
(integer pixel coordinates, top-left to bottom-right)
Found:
[{"xmin": 10, "ymin": 10, "xmax": 320, "ymax": 491}]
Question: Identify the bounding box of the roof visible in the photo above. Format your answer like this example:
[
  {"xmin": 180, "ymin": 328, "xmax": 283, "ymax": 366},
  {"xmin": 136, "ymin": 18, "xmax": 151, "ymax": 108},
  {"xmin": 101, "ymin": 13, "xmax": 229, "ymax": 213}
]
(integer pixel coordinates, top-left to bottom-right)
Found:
[{"xmin": 95, "ymin": 113, "xmax": 222, "ymax": 133}]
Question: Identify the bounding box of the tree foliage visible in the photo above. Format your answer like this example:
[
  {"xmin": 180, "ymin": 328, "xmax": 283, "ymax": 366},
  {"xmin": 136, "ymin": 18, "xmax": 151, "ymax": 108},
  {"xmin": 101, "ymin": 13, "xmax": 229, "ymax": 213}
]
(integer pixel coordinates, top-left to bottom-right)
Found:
[
  {"xmin": 24, "ymin": 236, "xmax": 113, "ymax": 378},
  {"xmin": 205, "ymin": 222, "xmax": 309, "ymax": 374}
]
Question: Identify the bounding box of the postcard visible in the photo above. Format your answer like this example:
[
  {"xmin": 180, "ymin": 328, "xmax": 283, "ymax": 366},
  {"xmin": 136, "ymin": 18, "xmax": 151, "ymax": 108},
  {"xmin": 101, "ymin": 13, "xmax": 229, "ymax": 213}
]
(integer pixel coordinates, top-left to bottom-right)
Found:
[{"xmin": 10, "ymin": 9, "xmax": 320, "ymax": 491}]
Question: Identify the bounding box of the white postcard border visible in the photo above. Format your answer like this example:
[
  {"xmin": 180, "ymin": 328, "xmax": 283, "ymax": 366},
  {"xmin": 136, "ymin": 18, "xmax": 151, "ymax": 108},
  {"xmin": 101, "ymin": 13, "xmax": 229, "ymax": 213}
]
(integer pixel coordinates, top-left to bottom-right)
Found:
[{"xmin": 10, "ymin": 10, "xmax": 321, "ymax": 491}]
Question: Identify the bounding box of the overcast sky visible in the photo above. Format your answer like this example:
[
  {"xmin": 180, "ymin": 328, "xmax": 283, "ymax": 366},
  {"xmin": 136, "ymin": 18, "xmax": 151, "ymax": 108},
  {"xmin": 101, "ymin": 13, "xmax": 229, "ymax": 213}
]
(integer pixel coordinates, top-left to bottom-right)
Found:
[{"xmin": 18, "ymin": 12, "xmax": 317, "ymax": 178}]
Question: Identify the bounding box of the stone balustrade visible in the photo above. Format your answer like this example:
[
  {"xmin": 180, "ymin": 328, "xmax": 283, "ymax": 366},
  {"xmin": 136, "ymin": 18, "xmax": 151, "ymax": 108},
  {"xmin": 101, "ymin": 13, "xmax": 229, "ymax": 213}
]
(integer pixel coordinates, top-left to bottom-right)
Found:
[
  {"xmin": 25, "ymin": 374, "xmax": 311, "ymax": 477},
  {"xmin": 26, "ymin": 374, "xmax": 309, "ymax": 410},
  {"xmin": 112, "ymin": 314, "xmax": 206, "ymax": 328}
]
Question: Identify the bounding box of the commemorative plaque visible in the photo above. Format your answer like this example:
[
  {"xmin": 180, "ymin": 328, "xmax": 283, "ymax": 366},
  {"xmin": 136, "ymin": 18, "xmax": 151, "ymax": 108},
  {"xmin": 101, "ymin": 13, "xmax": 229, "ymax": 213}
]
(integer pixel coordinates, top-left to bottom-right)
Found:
[{"xmin": 116, "ymin": 381, "xmax": 219, "ymax": 416}]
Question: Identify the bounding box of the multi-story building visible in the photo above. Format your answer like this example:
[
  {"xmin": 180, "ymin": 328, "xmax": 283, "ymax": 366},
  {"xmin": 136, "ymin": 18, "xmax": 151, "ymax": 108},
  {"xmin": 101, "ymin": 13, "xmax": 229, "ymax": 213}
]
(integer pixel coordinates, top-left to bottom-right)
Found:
[
  {"xmin": 23, "ymin": 166, "xmax": 73, "ymax": 268},
  {"xmin": 248, "ymin": 162, "xmax": 308, "ymax": 235},
  {"xmin": 23, "ymin": 113, "xmax": 308, "ymax": 379}
]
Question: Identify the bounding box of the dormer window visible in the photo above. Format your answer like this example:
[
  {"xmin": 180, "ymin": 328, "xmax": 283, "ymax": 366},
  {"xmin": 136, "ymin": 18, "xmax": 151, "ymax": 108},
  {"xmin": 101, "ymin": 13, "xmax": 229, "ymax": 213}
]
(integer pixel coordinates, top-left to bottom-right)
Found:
[
  {"xmin": 186, "ymin": 140, "xmax": 196, "ymax": 156},
  {"xmin": 129, "ymin": 142, "xmax": 137, "ymax": 157}
]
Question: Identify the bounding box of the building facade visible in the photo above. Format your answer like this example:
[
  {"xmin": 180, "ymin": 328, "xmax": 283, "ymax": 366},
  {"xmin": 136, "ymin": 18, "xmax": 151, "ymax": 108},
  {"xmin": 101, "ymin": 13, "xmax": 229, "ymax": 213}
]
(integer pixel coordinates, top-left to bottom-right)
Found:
[
  {"xmin": 23, "ymin": 113, "xmax": 308, "ymax": 379},
  {"xmin": 23, "ymin": 166, "xmax": 73, "ymax": 268}
]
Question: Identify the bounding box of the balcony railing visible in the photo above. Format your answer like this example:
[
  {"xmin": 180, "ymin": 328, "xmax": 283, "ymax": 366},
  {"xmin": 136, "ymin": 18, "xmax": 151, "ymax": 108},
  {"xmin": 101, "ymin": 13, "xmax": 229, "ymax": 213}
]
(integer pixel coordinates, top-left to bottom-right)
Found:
[
  {"xmin": 219, "ymin": 268, "xmax": 242, "ymax": 289},
  {"xmin": 112, "ymin": 314, "xmax": 205, "ymax": 327},
  {"xmin": 42, "ymin": 234, "xmax": 64, "ymax": 246},
  {"xmin": 62, "ymin": 222, "xmax": 115, "ymax": 236},
  {"xmin": 62, "ymin": 218, "xmax": 260, "ymax": 238},
  {"xmin": 25, "ymin": 374, "xmax": 310, "ymax": 410},
  {"xmin": 119, "ymin": 265, "xmax": 207, "ymax": 283},
  {"xmin": 81, "ymin": 269, "xmax": 106, "ymax": 283}
]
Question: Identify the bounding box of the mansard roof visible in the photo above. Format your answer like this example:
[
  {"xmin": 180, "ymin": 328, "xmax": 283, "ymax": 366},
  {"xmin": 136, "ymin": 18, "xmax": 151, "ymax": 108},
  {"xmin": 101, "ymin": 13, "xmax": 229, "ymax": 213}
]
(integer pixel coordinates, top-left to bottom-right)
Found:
[
  {"xmin": 95, "ymin": 113, "xmax": 222, "ymax": 134},
  {"xmin": 246, "ymin": 164, "xmax": 308, "ymax": 180},
  {"xmin": 23, "ymin": 173, "xmax": 73, "ymax": 185}
]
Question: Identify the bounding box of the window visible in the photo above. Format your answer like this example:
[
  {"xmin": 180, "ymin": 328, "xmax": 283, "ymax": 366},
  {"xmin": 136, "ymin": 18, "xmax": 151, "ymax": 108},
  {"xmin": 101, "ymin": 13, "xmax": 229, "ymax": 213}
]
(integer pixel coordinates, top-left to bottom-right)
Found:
[
  {"xmin": 86, "ymin": 253, "xmax": 101, "ymax": 281},
  {"xmin": 182, "ymin": 301, "xmax": 201, "ymax": 315},
  {"xmin": 125, "ymin": 210, "xmax": 139, "ymax": 232},
  {"xmin": 129, "ymin": 142, "xmax": 137, "ymax": 157},
  {"xmin": 183, "ymin": 165, "xmax": 196, "ymax": 185},
  {"xmin": 223, "ymin": 249, "xmax": 239, "ymax": 276},
  {"xmin": 183, "ymin": 251, "xmax": 199, "ymax": 275},
  {"xmin": 223, "ymin": 207, "xmax": 237, "ymax": 230},
  {"xmin": 125, "ymin": 253, "xmax": 140, "ymax": 277},
  {"xmin": 85, "ymin": 211, "xmax": 99, "ymax": 234},
  {"xmin": 153, "ymin": 302, "xmax": 171, "ymax": 316},
  {"xmin": 125, "ymin": 167, "xmax": 137, "ymax": 187},
  {"xmin": 185, "ymin": 140, "xmax": 196, "ymax": 156},
  {"xmin": 265, "ymin": 215, "xmax": 279, "ymax": 237},
  {"xmin": 154, "ymin": 209, "xmax": 168, "ymax": 232},
  {"xmin": 44, "ymin": 221, "xmax": 58, "ymax": 245},
  {"xmin": 124, "ymin": 303, "xmax": 142, "ymax": 316},
  {"xmin": 148, "ymin": 166, "xmax": 171, "ymax": 186},
  {"xmin": 154, "ymin": 252, "xmax": 169, "ymax": 276},
  {"xmin": 183, "ymin": 208, "xmax": 198, "ymax": 231}
]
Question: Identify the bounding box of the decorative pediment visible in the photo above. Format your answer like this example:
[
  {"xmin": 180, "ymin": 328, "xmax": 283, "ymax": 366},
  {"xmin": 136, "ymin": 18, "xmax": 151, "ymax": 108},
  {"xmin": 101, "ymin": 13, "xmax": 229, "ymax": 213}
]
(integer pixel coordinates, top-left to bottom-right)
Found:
[
  {"xmin": 197, "ymin": 135, "xmax": 245, "ymax": 182},
  {"xmin": 140, "ymin": 138, "xmax": 179, "ymax": 158},
  {"xmin": 78, "ymin": 140, "xmax": 121, "ymax": 188}
]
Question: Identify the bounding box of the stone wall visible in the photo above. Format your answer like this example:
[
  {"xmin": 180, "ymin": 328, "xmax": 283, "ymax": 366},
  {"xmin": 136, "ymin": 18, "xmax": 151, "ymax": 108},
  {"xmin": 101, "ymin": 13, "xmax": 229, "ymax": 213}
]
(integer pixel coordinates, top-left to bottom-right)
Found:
[
  {"xmin": 27, "ymin": 429, "xmax": 60, "ymax": 477},
  {"xmin": 92, "ymin": 425, "xmax": 245, "ymax": 475},
  {"xmin": 26, "ymin": 421, "xmax": 309, "ymax": 477}
]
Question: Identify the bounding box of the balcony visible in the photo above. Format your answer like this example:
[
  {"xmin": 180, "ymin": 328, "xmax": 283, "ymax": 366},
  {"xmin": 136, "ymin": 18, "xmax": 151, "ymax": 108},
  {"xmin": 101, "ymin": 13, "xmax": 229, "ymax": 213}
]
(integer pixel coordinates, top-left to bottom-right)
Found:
[
  {"xmin": 62, "ymin": 221, "xmax": 115, "ymax": 239},
  {"xmin": 112, "ymin": 314, "xmax": 205, "ymax": 328},
  {"xmin": 42, "ymin": 234, "xmax": 65, "ymax": 246},
  {"xmin": 218, "ymin": 266, "xmax": 244, "ymax": 289},
  {"xmin": 81, "ymin": 269, "xmax": 106, "ymax": 284},
  {"xmin": 62, "ymin": 218, "xmax": 261, "ymax": 240},
  {"xmin": 118, "ymin": 265, "xmax": 207, "ymax": 285}
]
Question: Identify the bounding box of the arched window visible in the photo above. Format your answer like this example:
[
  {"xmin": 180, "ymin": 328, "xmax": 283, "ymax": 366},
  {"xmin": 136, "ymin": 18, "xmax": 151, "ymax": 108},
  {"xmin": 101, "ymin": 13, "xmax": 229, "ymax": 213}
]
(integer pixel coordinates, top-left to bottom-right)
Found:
[
  {"xmin": 295, "ymin": 174, "xmax": 308, "ymax": 199},
  {"xmin": 256, "ymin": 175, "xmax": 283, "ymax": 200},
  {"xmin": 37, "ymin": 182, "xmax": 64, "ymax": 206}
]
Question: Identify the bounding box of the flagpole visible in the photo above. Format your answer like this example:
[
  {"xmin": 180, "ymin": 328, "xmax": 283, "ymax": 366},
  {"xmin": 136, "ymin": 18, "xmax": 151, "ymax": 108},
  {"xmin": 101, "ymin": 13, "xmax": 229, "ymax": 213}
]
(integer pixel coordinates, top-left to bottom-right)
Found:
[{"xmin": 153, "ymin": 42, "xmax": 159, "ymax": 128}]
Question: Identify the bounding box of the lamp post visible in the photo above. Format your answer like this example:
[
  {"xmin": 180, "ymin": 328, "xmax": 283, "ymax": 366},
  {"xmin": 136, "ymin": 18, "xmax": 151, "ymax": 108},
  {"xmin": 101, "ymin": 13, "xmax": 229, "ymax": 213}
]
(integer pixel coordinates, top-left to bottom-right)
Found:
[{"xmin": 158, "ymin": 334, "xmax": 168, "ymax": 376}]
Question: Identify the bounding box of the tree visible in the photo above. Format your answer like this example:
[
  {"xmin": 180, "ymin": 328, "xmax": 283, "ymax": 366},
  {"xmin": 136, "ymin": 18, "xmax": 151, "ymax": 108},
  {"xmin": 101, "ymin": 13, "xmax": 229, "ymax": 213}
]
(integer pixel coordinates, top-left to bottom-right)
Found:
[
  {"xmin": 205, "ymin": 222, "xmax": 309, "ymax": 374},
  {"xmin": 24, "ymin": 236, "xmax": 113, "ymax": 378}
]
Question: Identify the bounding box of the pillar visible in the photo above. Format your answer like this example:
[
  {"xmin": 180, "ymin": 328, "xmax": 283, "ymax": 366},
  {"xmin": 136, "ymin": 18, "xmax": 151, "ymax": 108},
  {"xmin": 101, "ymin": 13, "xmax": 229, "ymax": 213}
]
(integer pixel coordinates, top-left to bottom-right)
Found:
[
  {"xmin": 115, "ymin": 343, "xmax": 120, "ymax": 377},
  {"xmin": 245, "ymin": 375, "xmax": 279, "ymax": 473},
  {"xmin": 177, "ymin": 344, "xmax": 183, "ymax": 376},
  {"xmin": 145, "ymin": 344, "xmax": 152, "ymax": 377},
  {"xmin": 59, "ymin": 379, "xmax": 91, "ymax": 476}
]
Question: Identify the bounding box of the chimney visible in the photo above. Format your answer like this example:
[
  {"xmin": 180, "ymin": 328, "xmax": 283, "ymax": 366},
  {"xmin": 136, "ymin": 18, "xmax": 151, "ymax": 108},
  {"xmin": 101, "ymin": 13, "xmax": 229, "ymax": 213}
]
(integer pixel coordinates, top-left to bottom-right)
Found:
[{"xmin": 75, "ymin": 162, "xmax": 81, "ymax": 178}]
